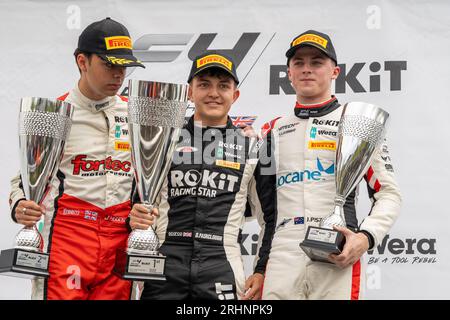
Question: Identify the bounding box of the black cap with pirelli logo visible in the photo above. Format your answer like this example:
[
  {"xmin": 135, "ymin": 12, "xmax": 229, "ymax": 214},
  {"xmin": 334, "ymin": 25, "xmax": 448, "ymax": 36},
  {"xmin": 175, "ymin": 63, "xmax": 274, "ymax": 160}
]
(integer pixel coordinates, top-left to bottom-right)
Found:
[
  {"xmin": 76, "ymin": 17, "xmax": 144, "ymax": 68},
  {"xmin": 285, "ymin": 30, "xmax": 337, "ymax": 65},
  {"xmin": 187, "ymin": 51, "xmax": 239, "ymax": 84}
]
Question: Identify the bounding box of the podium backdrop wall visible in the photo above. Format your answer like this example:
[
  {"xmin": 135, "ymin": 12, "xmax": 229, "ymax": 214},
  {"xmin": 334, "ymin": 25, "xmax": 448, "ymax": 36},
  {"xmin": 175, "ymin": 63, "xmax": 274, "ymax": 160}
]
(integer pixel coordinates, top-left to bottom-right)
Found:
[{"xmin": 0, "ymin": 0, "xmax": 448, "ymax": 299}]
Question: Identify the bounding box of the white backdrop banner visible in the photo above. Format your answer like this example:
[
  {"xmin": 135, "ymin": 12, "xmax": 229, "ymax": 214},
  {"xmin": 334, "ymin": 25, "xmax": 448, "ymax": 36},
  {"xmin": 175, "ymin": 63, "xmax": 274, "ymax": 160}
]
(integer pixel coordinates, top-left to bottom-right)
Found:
[{"xmin": 0, "ymin": 0, "xmax": 448, "ymax": 299}]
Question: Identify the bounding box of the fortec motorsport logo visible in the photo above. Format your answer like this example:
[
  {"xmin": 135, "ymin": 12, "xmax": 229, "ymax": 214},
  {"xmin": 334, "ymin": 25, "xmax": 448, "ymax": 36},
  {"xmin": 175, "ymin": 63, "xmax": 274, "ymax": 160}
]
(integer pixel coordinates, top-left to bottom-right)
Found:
[
  {"xmin": 71, "ymin": 155, "xmax": 131, "ymax": 176},
  {"xmin": 121, "ymin": 33, "xmax": 407, "ymax": 95}
]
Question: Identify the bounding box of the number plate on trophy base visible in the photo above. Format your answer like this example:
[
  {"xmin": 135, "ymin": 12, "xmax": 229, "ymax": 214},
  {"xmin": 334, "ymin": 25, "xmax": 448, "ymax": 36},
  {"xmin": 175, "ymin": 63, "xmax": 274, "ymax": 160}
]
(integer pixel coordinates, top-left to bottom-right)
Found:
[
  {"xmin": 299, "ymin": 226, "xmax": 345, "ymax": 264},
  {"xmin": 114, "ymin": 248, "xmax": 166, "ymax": 281},
  {"xmin": 0, "ymin": 248, "xmax": 49, "ymax": 279}
]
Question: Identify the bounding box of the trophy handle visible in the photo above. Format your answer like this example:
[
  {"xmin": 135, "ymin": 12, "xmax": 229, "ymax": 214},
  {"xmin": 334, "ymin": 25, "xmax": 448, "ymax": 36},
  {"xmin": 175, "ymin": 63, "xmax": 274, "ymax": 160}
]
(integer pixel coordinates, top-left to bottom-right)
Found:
[
  {"xmin": 142, "ymin": 202, "xmax": 159, "ymax": 233},
  {"xmin": 126, "ymin": 202, "xmax": 161, "ymax": 255},
  {"xmin": 320, "ymin": 196, "xmax": 347, "ymax": 229}
]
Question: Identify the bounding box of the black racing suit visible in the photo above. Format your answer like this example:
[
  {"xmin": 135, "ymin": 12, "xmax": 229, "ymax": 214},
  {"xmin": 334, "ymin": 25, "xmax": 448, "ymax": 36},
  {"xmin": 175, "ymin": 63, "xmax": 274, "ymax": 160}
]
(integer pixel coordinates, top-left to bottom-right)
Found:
[{"xmin": 139, "ymin": 116, "xmax": 277, "ymax": 300}]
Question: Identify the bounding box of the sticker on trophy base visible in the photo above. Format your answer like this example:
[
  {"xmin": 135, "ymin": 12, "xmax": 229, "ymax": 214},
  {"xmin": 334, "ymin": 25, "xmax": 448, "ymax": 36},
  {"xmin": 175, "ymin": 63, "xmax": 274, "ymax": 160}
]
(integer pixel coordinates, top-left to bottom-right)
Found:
[
  {"xmin": 299, "ymin": 226, "xmax": 345, "ymax": 264},
  {"xmin": 128, "ymin": 256, "xmax": 164, "ymax": 274},
  {"xmin": 16, "ymin": 250, "xmax": 49, "ymax": 269},
  {"xmin": 307, "ymin": 228, "xmax": 338, "ymax": 244},
  {"xmin": 114, "ymin": 248, "xmax": 167, "ymax": 281},
  {"xmin": 0, "ymin": 248, "xmax": 49, "ymax": 279}
]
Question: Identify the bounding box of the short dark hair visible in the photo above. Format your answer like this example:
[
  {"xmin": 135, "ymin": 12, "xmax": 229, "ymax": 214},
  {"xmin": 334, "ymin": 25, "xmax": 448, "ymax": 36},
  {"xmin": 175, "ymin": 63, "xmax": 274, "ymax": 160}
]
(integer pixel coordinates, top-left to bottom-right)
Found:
[
  {"xmin": 190, "ymin": 67, "xmax": 238, "ymax": 86},
  {"xmin": 74, "ymin": 49, "xmax": 93, "ymax": 74}
]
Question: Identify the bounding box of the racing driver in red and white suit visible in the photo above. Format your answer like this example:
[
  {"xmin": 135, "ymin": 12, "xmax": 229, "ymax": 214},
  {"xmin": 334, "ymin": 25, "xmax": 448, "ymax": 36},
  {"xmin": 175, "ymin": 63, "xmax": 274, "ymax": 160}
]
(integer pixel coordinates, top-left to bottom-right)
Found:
[{"xmin": 8, "ymin": 18, "xmax": 144, "ymax": 300}]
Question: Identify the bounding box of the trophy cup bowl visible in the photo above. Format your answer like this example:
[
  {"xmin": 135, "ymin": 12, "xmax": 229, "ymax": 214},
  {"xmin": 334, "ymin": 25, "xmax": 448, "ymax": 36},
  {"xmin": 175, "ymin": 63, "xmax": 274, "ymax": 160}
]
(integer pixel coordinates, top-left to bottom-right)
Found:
[
  {"xmin": 0, "ymin": 97, "xmax": 73, "ymax": 278},
  {"xmin": 300, "ymin": 102, "xmax": 389, "ymax": 263},
  {"xmin": 114, "ymin": 80, "xmax": 188, "ymax": 281}
]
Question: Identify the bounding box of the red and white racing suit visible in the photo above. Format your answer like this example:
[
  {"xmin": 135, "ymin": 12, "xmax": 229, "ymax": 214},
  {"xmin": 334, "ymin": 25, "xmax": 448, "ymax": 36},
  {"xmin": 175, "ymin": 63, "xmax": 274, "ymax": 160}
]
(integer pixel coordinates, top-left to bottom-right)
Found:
[
  {"xmin": 9, "ymin": 86, "xmax": 134, "ymax": 300},
  {"xmin": 261, "ymin": 97, "xmax": 402, "ymax": 300}
]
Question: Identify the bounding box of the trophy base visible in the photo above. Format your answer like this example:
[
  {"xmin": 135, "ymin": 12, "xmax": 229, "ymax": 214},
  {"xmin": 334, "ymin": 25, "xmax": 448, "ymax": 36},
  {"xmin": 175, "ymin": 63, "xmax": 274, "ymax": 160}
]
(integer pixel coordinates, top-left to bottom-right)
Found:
[
  {"xmin": 114, "ymin": 248, "xmax": 166, "ymax": 281},
  {"xmin": 299, "ymin": 226, "xmax": 345, "ymax": 264},
  {"xmin": 0, "ymin": 248, "xmax": 49, "ymax": 279}
]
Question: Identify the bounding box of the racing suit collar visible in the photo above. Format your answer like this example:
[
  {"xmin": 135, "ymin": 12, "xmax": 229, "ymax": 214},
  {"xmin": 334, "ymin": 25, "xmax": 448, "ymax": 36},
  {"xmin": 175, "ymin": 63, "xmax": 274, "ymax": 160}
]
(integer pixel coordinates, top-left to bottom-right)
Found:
[
  {"xmin": 72, "ymin": 85, "xmax": 117, "ymax": 113},
  {"xmin": 294, "ymin": 96, "xmax": 340, "ymax": 119},
  {"xmin": 186, "ymin": 115, "xmax": 235, "ymax": 134}
]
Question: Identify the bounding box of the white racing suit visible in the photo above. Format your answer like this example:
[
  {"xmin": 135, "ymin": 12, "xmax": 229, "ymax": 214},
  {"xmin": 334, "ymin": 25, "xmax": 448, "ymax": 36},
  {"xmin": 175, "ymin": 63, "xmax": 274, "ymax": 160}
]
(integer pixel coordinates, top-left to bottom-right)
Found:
[{"xmin": 260, "ymin": 97, "xmax": 402, "ymax": 300}]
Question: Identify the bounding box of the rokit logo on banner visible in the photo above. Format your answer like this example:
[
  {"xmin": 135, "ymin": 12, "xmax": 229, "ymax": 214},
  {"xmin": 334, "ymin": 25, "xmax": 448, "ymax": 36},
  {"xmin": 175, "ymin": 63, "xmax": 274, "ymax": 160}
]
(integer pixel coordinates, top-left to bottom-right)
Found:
[
  {"xmin": 270, "ymin": 61, "xmax": 407, "ymax": 95},
  {"xmin": 367, "ymin": 234, "xmax": 437, "ymax": 265},
  {"xmin": 240, "ymin": 233, "xmax": 260, "ymax": 256},
  {"xmin": 118, "ymin": 33, "xmax": 407, "ymax": 95}
]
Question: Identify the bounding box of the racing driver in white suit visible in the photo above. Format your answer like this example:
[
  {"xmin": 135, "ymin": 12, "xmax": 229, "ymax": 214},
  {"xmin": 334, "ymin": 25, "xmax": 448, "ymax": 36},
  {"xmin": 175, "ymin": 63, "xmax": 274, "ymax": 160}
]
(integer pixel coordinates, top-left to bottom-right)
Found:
[{"xmin": 259, "ymin": 30, "xmax": 402, "ymax": 300}]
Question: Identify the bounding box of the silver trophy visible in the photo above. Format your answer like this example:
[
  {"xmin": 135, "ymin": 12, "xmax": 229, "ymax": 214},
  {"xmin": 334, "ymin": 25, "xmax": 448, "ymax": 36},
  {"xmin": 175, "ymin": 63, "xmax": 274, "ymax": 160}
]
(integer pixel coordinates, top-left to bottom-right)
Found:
[
  {"xmin": 115, "ymin": 80, "xmax": 188, "ymax": 281},
  {"xmin": 300, "ymin": 102, "xmax": 389, "ymax": 263},
  {"xmin": 0, "ymin": 97, "xmax": 73, "ymax": 278}
]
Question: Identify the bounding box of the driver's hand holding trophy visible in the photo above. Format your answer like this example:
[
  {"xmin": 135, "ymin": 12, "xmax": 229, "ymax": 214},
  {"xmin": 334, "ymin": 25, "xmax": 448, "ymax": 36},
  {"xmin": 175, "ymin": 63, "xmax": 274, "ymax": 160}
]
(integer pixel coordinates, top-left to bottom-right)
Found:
[
  {"xmin": 114, "ymin": 80, "xmax": 188, "ymax": 281},
  {"xmin": 0, "ymin": 81, "xmax": 189, "ymax": 285},
  {"xmin": 300, "ymin": 102, "xmax": 390, "ymax": 264},
  {"xmin": 0, "ymin": 98, "xmax": 73, "ymax": 278}
]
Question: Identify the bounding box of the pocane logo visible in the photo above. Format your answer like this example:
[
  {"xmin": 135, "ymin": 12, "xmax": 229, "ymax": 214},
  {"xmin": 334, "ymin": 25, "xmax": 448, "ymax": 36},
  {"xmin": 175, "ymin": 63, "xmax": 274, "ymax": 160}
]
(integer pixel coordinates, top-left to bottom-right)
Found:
[
  {"xmin": 292, "ymin": 34, "xmax": 328, "ymax": 49},
  {"xmin": 105, "ymin": 36, "xmax": 132, "ymax": 50},
  {"xmin": 277, "ymin": 158, "xmax": 334, "ymax": 188},
  {"xmin": 196, "ymin": 54, "xmax": 233, "ymax": 71}
]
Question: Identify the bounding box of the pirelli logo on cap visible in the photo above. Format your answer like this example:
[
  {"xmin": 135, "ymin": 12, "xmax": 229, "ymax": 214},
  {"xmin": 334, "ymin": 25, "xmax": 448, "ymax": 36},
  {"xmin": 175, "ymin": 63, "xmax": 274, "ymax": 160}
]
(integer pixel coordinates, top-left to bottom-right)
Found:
[
  {"xmin": 115, "ymin": 141, "xmax": 130, "ymax": 152},
  {"xmin": 292, "ymin": 34, "xmax": 328, "ymax": 49},
  {"xmin": 197, "ymin": 54, "xmax": 232, "ymax": 71},
  {"xmin": 105, "ymin": 36, "xmax": 132, "ymax": 50},
  {"xmin": 215, "ymin": 160, "xmax": 240, "ymax": 170},
  {"xmin": 308, "ymin": 141, "xmax": 336, "ymax": 150}
]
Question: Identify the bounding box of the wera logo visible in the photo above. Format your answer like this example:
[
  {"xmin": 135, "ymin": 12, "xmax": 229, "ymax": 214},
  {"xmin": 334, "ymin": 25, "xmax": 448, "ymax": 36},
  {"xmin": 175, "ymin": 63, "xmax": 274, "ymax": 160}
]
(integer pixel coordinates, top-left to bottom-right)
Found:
[
  {"xmin": 367, "ymin": 234, "xmax": 436, "ymax": 255},
  {"xmin": 120, "ymin": 33, "xmax": 407, "ymax": 96}
]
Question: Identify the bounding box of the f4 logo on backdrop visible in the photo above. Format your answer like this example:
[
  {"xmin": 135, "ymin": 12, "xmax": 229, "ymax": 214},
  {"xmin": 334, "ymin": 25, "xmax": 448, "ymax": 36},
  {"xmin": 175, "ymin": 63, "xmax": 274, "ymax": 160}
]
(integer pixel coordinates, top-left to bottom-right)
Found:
[{"xmin": 121, "ymin": 33, "xmax": 407, "ymax": 95}]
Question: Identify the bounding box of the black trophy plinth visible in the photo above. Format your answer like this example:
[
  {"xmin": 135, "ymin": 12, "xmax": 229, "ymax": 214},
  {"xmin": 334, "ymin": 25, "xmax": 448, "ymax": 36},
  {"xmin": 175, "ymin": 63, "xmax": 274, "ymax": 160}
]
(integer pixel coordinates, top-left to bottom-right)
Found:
[
  {"xmin": 300, "ymin": 226, "xmax": 346, "ymax": 263},
  {"xmin": 114, "ymin": 248, "xmax": 166, "ymax": 281},
  {"xmin": 0, "ymin": 248, "xmax": 49, "ymax": 279}
]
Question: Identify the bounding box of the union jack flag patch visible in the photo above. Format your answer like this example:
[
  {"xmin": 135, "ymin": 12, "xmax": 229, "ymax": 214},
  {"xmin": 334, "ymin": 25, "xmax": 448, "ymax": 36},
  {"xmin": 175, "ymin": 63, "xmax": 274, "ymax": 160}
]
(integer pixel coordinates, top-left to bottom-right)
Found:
[{"xmin": 230, "ymin": 116, "xmax": 257, "ymax": 128}]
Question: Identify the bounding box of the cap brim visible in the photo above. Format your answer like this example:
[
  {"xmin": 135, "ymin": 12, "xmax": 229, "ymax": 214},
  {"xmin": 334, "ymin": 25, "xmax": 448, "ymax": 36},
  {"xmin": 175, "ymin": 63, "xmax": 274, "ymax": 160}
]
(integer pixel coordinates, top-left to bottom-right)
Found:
[
  {"xmin": 98, "ymin": 54, "xmax": 145, "ymax": 68},
  {"xmin": 188, "ymin": 64, "xmax": 239, "ymax": 84}
]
